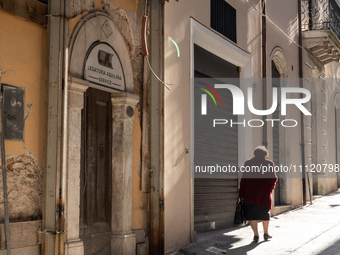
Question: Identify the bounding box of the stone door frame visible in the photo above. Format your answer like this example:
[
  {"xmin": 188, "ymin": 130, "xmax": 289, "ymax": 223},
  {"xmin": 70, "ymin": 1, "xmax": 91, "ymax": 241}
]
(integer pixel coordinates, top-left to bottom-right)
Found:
[
  {"xmin": 65, "ymin": 77, "xmax": 138, "ymax": 255},
  {"xmin": 65, "ymin": 11, "xmax": 139, "ymax": 255}
]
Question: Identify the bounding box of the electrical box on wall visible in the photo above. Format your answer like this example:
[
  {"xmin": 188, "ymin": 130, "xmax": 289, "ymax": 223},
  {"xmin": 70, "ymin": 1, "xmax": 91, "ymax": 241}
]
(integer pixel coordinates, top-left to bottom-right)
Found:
[{"xmin": 2, "ymin": 84, "xmax": 25, "ymax": 141}]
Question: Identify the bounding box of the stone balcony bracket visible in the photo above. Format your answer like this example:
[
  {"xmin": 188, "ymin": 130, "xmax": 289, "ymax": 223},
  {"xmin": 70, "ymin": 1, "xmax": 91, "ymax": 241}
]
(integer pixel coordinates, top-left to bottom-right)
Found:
[{"xmin": 303, "ymin": 30, "xmax": 340, "ymax": 65}]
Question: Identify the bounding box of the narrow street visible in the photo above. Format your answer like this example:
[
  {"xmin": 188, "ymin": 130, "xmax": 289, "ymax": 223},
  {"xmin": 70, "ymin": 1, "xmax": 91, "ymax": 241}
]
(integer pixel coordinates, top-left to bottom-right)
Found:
[{"xmin": 176, "ymin": 189, "xmax": 340, "ymax": 255}]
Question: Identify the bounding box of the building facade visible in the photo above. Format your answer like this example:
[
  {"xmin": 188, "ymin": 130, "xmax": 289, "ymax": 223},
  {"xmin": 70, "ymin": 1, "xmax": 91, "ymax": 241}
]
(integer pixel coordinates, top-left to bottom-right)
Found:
[
  {"xmin": 164, "ymin": 0, "xmax": 340, "ymax": 253},
  {"xmin": 0, "ymin": 0, "xmax": 153, "ymax": 254},
  {"xmin": 0, "ymin": 0, "xmax": 340, "ymax": 255},
  {"xmin": 0, "ymin": 1, "xmax": 48, "ymax": 254}
]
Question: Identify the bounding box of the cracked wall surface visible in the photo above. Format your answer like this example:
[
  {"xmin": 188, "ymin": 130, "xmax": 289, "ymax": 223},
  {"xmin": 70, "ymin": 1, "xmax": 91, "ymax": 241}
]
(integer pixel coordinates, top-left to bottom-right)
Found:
[
  {"xmin": 0, "ymin": 7, "xmax": 46, "ymax": 225},
  {"xmin": 0, "ymin": 9, "xmax": 47, "ymax": 167},
  {"xmin": 0, "ymin": 151, "xmax": 43, "ymax": 222}
]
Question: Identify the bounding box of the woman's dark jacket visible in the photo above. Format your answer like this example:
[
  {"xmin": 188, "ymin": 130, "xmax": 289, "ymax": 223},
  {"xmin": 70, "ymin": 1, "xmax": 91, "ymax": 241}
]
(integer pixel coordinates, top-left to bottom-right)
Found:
[{"xmin": 239, "ymin": 156, "xmax": 278, "ymax": 210}]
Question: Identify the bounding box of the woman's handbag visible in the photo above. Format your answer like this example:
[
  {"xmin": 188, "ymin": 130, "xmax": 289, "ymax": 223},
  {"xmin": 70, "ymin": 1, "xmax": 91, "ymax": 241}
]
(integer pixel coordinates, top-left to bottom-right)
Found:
[{"xmin": 234, "ymin": 199, "xmax": 246, "ymax": 225}]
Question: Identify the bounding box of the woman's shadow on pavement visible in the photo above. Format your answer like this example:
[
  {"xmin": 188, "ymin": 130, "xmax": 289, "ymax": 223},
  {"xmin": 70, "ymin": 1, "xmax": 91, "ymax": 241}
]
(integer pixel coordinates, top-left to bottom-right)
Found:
[
  {"xmin": 226, "ymin": 241, "xmax": 264, "ymax": 254},
  {"xmin": 179, "ymin": 234, "xmax": 264, "ymax": 255}
]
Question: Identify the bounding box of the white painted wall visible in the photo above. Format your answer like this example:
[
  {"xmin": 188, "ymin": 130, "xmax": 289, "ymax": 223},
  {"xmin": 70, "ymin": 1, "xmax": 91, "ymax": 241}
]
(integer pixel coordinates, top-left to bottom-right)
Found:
[{"xmin": 164, "ymin": 0, "xmax": 339, "ymax": 252}]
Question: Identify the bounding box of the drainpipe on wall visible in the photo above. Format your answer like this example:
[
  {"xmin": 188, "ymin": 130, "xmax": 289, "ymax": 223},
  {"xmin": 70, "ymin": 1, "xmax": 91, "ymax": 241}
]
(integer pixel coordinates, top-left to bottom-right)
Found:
[
  {"xmin": 149, "ymin": 0, "xmax": 165, "ymax": 253},
  {"xmin": 298, "ymin": 0, "xmax": 307, "ymax": 205},
  {"xmin": 261, "ymin": 0, "xmax": 268, "ymax": 148},
  {"xmin": 43, "ymin": 0, "xmax": 68, "ymax": 254},
  {"xmin": 60, "ymin": 0, "xmax": 69, "ymax": 253}
]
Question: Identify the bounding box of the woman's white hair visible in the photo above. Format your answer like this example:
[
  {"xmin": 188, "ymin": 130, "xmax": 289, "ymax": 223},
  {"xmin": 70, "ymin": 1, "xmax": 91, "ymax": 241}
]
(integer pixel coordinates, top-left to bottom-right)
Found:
[{"xmin": 253, "ymin": 146, "xmax": 269, "ymax": 157}]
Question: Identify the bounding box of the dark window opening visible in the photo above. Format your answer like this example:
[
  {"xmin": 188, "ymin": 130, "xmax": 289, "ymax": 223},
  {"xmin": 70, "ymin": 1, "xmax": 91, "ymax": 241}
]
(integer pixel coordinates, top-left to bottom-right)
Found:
[{"xmin": 211, "ymin": 0, "xmax": 237, "ymax": 43}]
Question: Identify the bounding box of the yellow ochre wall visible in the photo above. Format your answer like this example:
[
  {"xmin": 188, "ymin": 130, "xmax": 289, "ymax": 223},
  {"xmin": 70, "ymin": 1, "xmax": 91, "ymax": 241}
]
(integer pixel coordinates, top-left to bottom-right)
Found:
[
  {"xmin": 0, "ymin": 9, "xmax": 47, "ymax": 166},
  {"xmin": 132, "ymin": 107, "xmax": 145, "ymax": 229},
  {"xmin": 112, "ymin": 0, "xmax": 138, "ymax": 12}
]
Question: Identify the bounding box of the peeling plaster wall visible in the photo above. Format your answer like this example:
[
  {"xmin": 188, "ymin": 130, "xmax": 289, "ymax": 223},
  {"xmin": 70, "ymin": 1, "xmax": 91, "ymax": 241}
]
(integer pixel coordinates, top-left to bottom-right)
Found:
[
  {"xmin": 0, "ymin": 9, "xmax": 47, "ymax": 167},
  {"xmin": 102, "ymin": 0, "xmax": 145, "ymax": 100},
  {"xmin": 0, "ymin": 8, "xmax": 46, "ymax": 225},
  {"xmin": 0, "ymin": 151, "xmax": 43, "ymax": 222}
]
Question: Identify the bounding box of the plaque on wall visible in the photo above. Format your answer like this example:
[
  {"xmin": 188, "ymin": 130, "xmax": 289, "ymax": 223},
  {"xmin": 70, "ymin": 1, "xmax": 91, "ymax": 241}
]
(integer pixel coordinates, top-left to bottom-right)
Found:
[
  {"xmin": 84, "ymin": 43, "xmax": 125, "ymax": 91},
  {"xmin": 2, "ymin": 85, "xmax": 25, "ymax": 141}
]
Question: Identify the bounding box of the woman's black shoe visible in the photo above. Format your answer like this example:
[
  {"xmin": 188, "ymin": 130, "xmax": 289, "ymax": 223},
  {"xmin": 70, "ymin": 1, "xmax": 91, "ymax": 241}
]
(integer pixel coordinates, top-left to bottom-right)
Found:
[
  {"xmin": 253, "ymin": 235, "xmax": 259, "ymax": 243},
  {"xmin": 264, "ymin": 234, "xmax": 272, "ymax": 241}
]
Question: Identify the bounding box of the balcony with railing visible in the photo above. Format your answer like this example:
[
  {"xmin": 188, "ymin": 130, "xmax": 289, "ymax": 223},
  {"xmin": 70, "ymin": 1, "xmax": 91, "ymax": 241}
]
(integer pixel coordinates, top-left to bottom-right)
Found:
[{"xmin": 302, "ymin": 0, "xmax": 340, "ymax": 64}]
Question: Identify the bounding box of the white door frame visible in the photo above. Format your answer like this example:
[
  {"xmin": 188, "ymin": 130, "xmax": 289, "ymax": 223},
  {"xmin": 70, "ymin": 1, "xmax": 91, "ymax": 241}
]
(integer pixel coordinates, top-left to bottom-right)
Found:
[{"xmin": 189, "ymin": 18, "xmax": 252, "ymax": 239}]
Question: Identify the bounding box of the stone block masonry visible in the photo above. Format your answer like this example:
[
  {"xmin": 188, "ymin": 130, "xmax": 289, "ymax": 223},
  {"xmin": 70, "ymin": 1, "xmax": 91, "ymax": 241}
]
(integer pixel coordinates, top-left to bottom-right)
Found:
[{"xmin": 0, "ymin": 151, "xmax": 43, "ymax": 222}]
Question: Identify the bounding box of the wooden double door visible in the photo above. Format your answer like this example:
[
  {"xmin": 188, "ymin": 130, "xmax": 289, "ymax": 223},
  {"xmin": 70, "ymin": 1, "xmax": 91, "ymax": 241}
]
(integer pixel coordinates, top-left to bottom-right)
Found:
[{"xmin": 79, "ymin": 88, "xmax": 112, "ymax": 254}]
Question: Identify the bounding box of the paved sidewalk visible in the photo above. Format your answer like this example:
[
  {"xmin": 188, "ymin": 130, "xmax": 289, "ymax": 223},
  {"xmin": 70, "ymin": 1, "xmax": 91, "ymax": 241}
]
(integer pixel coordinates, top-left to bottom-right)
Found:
[{"xmin": 175, "ymin": 189, "xmax": 340, "ymax": 255}]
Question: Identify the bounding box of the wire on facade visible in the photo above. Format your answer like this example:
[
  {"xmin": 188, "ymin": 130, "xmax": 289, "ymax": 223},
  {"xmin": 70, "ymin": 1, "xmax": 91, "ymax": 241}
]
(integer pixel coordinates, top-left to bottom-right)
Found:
[
  {"xmin": 245, "ymin": 0, "xmax": 327, "ymax": 66},
  {"xmin": 143, "ymin": 0, "xmax": 172, "ymax": 91},
  {"xmin": 245, "ymin": 0, "xmax": 303, "ymax": 50}
]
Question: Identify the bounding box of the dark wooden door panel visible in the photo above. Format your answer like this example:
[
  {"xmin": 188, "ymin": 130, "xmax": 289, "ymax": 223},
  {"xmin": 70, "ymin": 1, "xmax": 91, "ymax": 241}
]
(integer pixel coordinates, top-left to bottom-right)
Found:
[
  {"xmin": 80, "ymin": 88, "xmax": 112, "ymax": 252},
  {"xmin": 80, "ymin": 104, "xmax": 87, "ymax": 235}
]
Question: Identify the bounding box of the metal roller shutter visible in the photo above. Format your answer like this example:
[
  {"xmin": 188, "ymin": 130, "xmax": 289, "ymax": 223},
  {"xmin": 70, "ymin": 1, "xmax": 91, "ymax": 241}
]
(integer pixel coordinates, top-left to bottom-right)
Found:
[{"xmin": 194, "ymin": 45, "xmax": 239, "ymax": 232}]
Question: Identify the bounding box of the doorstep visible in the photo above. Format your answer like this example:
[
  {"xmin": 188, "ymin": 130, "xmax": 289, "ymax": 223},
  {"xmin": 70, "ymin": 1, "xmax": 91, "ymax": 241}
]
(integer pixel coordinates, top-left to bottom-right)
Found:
[{"xmin": 271, "ymin": 204, "xmax": 292, "ymax": 216}]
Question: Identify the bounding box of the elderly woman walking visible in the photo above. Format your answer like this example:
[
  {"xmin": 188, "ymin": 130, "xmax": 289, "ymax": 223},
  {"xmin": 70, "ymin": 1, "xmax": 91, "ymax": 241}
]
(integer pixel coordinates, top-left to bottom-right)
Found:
[{"xmin": 239, "ymin": 146, "xmax": 278, "ymax": 243}]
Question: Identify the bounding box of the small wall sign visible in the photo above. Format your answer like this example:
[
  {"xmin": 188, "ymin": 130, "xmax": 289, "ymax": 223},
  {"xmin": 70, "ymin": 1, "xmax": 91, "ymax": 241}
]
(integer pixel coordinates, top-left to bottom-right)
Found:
[
  {"xmin": 2, "ymin": 85, "xmax": 25, "ymax": 141},
  {"xmin": 84, "ymin": 43, "xmax": 125, "ymax": 91}
]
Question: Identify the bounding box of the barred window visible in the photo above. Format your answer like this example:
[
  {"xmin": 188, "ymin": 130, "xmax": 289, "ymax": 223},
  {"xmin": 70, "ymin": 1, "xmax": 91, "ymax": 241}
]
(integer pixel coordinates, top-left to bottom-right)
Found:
[{"xmin": 211, "ymin": 0, "xmax": 237, "ymax": 43}]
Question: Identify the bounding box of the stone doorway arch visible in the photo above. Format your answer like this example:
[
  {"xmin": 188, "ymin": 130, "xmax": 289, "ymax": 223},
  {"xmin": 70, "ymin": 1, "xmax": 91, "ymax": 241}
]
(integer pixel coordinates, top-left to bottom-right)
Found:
[
  {"xmin": 270, "ymin": 46, "xmax": 292, "ymax": 209},
  {"xmin": 69, "ymin": 12, "xmax": 134, "ymax": 93},
  {"xmin": 64, "ymin": 12, "xmax": 138, "ymax": 255},
  {"xmin": 271, "ymin": 47, "xmax": 288, "ymax": 78}
]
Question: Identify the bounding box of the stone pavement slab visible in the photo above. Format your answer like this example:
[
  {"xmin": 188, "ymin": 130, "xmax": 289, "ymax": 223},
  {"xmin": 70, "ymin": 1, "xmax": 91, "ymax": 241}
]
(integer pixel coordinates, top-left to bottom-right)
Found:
[{"xmin": 175, "ymin": 189, "xmax": 340, "ymax": 255}]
